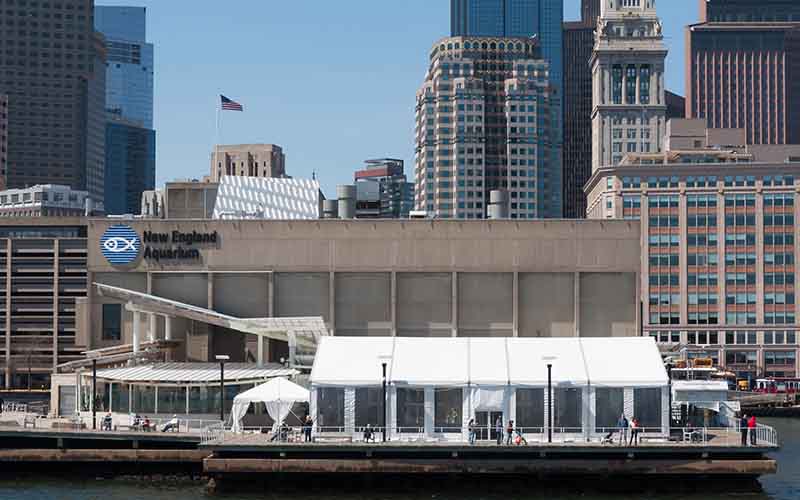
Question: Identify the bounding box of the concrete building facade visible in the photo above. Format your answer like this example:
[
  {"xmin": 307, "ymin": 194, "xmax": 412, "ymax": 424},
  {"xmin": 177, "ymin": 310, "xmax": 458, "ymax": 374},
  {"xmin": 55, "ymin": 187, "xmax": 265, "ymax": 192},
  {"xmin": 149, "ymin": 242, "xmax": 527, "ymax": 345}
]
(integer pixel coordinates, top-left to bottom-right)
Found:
[
  {"xmin": 0, "ymin": 219, "xmax": 87, "ymax": 389},
  {"xmin": 0, "ymin": 0, "xmax": 107, "ymax": 203},
  {"xmin": 83, "ymin": 219, "xmax": 641, "ymax": 366},
  {"xmin": 685, "ymin": 19, "xmax": 800, "ymax": 145},
  {"xmin": 591, "ymin": 0, "xmax": 668, "ymax": 172},
  {"xmin": 586, "ymin": 120, "xmax": 800, "ymax": 381},
  {"xmin": 415, "ymin": 37, "xmax": 562, "ymax": 219},
  {"xmin": 562, "ymin": 1, "xmax": 599, "ymax": 219},
  {"xmin": 699, "ymin": 0, "xmax": 800, "ymax": 23}
]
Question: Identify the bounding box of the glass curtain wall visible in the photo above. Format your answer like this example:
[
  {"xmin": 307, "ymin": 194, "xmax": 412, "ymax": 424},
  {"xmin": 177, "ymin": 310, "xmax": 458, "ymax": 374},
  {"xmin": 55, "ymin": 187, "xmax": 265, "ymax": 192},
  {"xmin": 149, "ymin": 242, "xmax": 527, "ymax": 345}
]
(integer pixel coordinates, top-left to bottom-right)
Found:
[
  {"xmin": 554, "ymin": 388, "xmax": 582, "ymax": 432},
  {"xmin": 595, "ymin": 388, "xmax": 624, "ymax": 431},
  {"xmin": 317, "ymin": 388, "xmax": 345, "ymax": 430},
  {"xmin": 515, "ymin": 388, "xmax": 544, "ymax": 432},
  {"xmin": 434, "ymin": 388, "xmax": 462, "ymax": 433},
  {"xmin": 397, "ymin": 388, "xmax": 425, "ymax": 433},
  {"xmin": 355, "ymin": 387, "xmax": 384, "ymax": 429},
  {"xmin": 634, "ymin": 388, "xmax": 662, "ymax": 429}
]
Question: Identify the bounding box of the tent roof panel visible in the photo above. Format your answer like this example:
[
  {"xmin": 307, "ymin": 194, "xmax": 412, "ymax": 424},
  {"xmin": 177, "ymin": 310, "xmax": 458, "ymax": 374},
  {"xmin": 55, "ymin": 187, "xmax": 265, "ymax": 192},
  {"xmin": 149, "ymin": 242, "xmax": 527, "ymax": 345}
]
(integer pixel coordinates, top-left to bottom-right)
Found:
[
  {"xmin": 94, "ymin": 363, "xmax": 296, "ymax": 384},
  {"xmin": 233, "ymin": 377, "xmax": 310, "ymax": 404},
  {"xmin": 507, "ymin": 338, "xmax": 589, "ymax": 386},
  {"xmin": 310, "ymin": 337, "xmax": 395, "ymax": 386},
  {"xmin": 391, "ymin": 338, "xmax": 470, "ymax": 386},
  {"xmin": 581, "ymin": 337, "xmax": 669, "ymax": 387}
]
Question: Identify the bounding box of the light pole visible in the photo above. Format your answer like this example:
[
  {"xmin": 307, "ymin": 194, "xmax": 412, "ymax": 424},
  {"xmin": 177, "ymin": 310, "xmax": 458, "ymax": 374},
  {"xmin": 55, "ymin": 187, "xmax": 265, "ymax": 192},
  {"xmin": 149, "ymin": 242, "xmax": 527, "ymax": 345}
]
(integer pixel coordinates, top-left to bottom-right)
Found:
[
  {"xmin": 382, "ymin": 362, "xmax": 387, "ymax": 443},
  {"xmin": 216, "ymin": 355, "xmax": 230, "ymax": 424},
  {"xmin": 542, "ymin": 355, "xmax": 556, "ymax": 444},
  {"xmin": 92, "ymin": 358, "xmax": 97, "ymax": 431}
]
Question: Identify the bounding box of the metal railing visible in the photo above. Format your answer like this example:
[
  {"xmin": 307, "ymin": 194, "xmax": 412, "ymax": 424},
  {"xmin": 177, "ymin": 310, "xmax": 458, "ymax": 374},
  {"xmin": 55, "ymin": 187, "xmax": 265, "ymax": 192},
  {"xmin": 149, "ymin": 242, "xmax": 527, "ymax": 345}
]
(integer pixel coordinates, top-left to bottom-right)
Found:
[
  {"xmin": 1, "ymin": 402, "xmax": 28, "ymax": 414},
  {"xmin": 201, "ymin": 422, "xmax": 225, "ymax": 445}
]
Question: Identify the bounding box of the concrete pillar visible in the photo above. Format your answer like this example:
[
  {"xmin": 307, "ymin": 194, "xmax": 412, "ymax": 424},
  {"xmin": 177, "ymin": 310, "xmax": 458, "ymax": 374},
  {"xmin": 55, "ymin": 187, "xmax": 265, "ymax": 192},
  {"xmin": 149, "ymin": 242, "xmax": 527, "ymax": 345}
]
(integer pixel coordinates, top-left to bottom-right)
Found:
[
  {"xmin": 132, "ymin": 310, "xmax": 141, "ymax": 354},
  {"xmin": 390, "ymin": 272, "xmax": 397, "ymax": 337},
  {"xmin": 574, "ymin": 272, "xmax": 581, "ymax": 338},
  {"xmin": 148, "ymin": 313, "xmax": 157, "ymax": 343},
  {"xmin": 257, "ymin": 336, "xmax": 264, "ymax": 367},
  {"xmin": 452, "ymin": 272, "xmax": 458, "ymax": 337},
  {"xmin": 512, "ymin": 272, "xmax": 519, "ymax": 337},
  {"xmin": 164, "ymin": 315, "xmax": 172, "ymax": 341}
]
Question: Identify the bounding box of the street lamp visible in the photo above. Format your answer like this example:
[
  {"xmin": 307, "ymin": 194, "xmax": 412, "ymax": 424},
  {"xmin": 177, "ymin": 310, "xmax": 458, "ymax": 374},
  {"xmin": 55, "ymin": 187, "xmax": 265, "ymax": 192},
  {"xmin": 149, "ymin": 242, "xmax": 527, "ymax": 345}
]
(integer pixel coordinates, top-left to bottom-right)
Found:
[
  {"xmin": 215, "ymin": 355, "xmax": 230, "ymax": 424},
  {"xmin": 378, "ymin": 355, "xmax": 392, "ymax": 443},
  {"xmin": 542, "ymin": 356, "xmax": 557, "ymax": 444},
  {"xmin": 88, "ymin": 352, "xmax": 100, "ymax": 431}
]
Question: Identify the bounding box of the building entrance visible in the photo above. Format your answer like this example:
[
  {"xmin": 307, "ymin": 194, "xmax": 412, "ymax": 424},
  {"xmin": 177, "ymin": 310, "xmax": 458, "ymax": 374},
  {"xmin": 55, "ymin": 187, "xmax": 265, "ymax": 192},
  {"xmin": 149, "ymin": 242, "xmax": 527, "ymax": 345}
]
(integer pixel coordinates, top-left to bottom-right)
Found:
[{"xmin": 475, "ymin": 411, "xmax": 504, "ymax": 441}]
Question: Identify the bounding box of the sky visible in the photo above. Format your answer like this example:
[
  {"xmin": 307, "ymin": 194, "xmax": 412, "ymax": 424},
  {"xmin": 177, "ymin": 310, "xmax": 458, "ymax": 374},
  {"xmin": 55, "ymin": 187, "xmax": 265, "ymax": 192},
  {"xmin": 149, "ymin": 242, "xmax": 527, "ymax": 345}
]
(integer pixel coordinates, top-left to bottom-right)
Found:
[{"xmin": 96, "ymin": 0, "xmax": 697, "ymax": 196}]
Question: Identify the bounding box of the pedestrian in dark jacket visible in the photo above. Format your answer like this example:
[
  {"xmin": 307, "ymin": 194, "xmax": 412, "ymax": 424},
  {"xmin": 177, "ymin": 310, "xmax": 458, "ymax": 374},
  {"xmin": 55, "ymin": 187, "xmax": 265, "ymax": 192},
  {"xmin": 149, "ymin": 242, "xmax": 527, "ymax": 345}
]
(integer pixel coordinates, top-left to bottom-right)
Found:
[{"xmin": 740, "ymin": 414, "xmax": 749, "ymax": 446}]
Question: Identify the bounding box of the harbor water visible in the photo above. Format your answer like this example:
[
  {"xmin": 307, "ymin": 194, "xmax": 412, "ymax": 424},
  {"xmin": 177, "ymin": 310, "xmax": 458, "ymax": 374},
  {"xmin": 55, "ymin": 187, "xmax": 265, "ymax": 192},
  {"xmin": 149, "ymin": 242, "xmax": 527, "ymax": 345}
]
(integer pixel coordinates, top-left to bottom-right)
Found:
[{"xmin": 2, "ymin": 417, "xmax": 798, "ymax": 500}]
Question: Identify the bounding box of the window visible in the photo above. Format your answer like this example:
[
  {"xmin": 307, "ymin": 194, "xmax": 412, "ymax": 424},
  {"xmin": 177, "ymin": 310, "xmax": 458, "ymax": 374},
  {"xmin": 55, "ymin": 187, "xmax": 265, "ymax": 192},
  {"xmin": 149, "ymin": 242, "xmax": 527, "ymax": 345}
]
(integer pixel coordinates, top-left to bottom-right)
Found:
[
  {"xmin": 626, "ymin": 65, "xmax": 637, "ymax": 104},
  {"xmin": 515, "ymin": 388, "xmax": 544, "ymax": 432},
  {"xmin": 764, "ymin": 351, "xmax": 797, "ymax": 366},
  {"xmin": 554, "ymin": 388, "xmax": 582, "ymax": 432},
  {"xmin": 634, "ymin": 388, "xmax": 662, "ymax": 429},
  {"xmin": 612, "ymin": 65, "xmax": 623, "ymax": 104},
  {"xmin": 102, "ymin": 304, "xmax": 121, "ymax": 341},
  {"xmin": 317, "ymin": 388, "xmax": 345, "ymax": 430},
  {"xmin": 397, "ymin": 388, "xmax": 425, "ymax": 432},
  {"xmin": 595, "ymin": 388, "xmax": 624, "ymax": 431},
  {"xmin": 725, "ymin": 350, "xmax": 757, "ymax": 365},
  {"xmin": 434, "ymin": 389, "xmax": 462, "ymax": 433},
  {"xmin": 639, "ymin": 65, "xmax": 651, "ymax": 104},
  {"xmin": 355, "ymin": 388, "xmax": 384, "ymax": 428}
]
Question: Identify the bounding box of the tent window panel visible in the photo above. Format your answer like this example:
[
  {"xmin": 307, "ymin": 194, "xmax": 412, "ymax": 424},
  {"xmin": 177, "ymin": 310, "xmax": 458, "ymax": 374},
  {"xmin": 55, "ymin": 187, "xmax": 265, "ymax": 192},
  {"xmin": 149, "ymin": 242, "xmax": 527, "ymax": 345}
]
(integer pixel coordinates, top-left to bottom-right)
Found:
[
  {"xmin": 355, "ymin": 388, "xmax": 384, "ymax": 428},
  {"xmin": 554, "ymin": 388, "xmax": 582, "ymax": 432},
  {"xmin": 434, "ymin": 388, "xmax": 463, "ymax": 433},
  {"xmin": 515, "ymin": 388, "xmax": 544, "ymax": 432},
  {"xmin": 317, "ymin": 388, "xmax": 345, "ymax": 430},
  {"xmin": 397, "ymin": 388, "xmax": 425, "ymax": 432},
  {"xmin": 595, "ymin": 388, "xmax": 624, "ymax": 430},
  {"xmin": 634, "ymin": 388, "xmax": 662, "ymax": 429},
  {"xmin": 157, "ymin": 387, "xmax": 186, "ymax": 414}
]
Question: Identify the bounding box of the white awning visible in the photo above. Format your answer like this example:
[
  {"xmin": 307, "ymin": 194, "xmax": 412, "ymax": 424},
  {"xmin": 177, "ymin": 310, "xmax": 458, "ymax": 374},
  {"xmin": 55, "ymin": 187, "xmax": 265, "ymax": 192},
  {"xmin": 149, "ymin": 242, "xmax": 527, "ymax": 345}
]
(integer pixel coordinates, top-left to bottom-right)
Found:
[
  {"xmin": 311, "ymin": 337, "xmax": 669, "ymax": 388},
  {"xmin": 93, "ymin": 363, "xmax": 297, "ymax": 385},
  {"xmin": 231, "ymin": 377, "xmax": 310, "ymax": 433}
]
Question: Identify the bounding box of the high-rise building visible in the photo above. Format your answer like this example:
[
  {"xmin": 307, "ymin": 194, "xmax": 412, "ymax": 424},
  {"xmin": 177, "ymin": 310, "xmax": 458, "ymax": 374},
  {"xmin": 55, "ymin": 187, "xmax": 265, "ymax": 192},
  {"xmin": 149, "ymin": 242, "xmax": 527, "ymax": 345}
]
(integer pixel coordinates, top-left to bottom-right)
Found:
[
  {"xmin": 210, "ymin": 144, "xmax": 286, "ymax": 182},
  {"xmin": 0, "ymin": 0, "xmax": 107, "ymax": 203},
  {"xmin": 450, "ymin": 0, "xmax": 564, "ymax": 112},
  {"xmin": 586, "ymin": 119, "xmax": 800, "ymax": 380},
  {"xmin": 582, "ymin": 0, "xmax": 601, "ymax": 25},
  {"xmin": 354, "ymin": 159, "xmax": 414, "ymax": 219},
  {"xmin": 95, "ymin": 6, "xmax": 154, "ymax": 129},
  {"xmin": 0, "ymin": 95, "xmax": 7, "ymax": 191},
  {"xmin": 561, "ymin": 0, "xmax": 600, "ymax": 219},
  {"xmin": 104, "ymin": 113, "xmax": 156, "ymax": 215},
  {"xmin": 699, "ymin": 0, "xmax": 800, "ymax": 23},
  {"xmin": 666, "ymin": 91, "xmax": 686, "ymax": 120},
  {"xmin": 95, "ymin": 6, "xmax": 156, "ymax": 216},
  {"xmin": 686, "ymin": 6, "xmax": 800, "ymax": 145},
  {"xmin": 591, "ymin": 0, "xmax": 667, "ymax": 172},
  {"xmin": 415, "ymin": 37, "xmax": 562, "ymax": 219}
]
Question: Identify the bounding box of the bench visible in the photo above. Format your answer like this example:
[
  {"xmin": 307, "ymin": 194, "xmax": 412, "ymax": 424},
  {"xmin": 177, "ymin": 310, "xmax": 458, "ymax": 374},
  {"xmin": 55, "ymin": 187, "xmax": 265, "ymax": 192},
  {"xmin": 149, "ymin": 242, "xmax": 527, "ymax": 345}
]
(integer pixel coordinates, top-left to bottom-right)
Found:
[
  {"xmin": 23, "ymin": 414, "xmax": 37, "ymax": 429},
  {"xmin": 314, "ymin": 433, "xmax": 353, "ymax": 443}
]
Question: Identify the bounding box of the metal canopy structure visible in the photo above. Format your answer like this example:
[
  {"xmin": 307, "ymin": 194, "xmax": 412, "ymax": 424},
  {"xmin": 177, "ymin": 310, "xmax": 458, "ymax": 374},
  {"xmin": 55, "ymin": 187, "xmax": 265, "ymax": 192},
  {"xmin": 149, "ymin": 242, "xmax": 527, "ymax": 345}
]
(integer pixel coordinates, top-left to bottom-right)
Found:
[
  {"xmin": 92, "ymin": 362, "xmax": 297, "ymax": 385},
  {"xmin": 94, "ymin": 283, "xmax": 328, "ymax": 368}
]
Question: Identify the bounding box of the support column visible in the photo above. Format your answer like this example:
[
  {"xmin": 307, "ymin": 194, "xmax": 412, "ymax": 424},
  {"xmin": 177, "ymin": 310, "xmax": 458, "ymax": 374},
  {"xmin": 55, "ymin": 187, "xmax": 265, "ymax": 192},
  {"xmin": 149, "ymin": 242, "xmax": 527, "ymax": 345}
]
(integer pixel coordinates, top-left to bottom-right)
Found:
[
  {"xmin": 132, "ymin": 310, "xmax": 141, "ymax": 354},
  {"xmin": 390, "ymin": 272, "xmax": 397, "ymax": 337},
  {"xmin": 163, "ymin": 315, "xmax": 172, "ymax": 341},
  {"xmin": 148, "ymin": 313, "xmax": 157, "ymax": 343},
  {"xmin": 512, "ymin": 271, "xmax": 519, "ymax": 337},
  {"xmin": 257, "ymin": 336, "xmax": 264, "ymax": 367},
  {"xmin": 329, "ymin": 272, "xmax": 336, "ymax": 337},
  {"xmin": 452, "ymin": 272, "xmax": 458, "ymax": 338},
  {"xmin": 52, "ymin": 239, "xmax": 60, "ymax": 370}
]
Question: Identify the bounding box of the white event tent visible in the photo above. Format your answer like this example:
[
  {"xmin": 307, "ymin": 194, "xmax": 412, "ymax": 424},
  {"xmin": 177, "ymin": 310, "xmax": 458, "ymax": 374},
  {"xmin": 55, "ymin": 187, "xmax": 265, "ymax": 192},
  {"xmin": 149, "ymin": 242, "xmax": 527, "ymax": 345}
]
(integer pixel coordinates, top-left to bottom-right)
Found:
[
  {"xmin": 310, "ymin": 337, "xmax": 670, "ymax": 442},
  {"xmin": 231, "ymin": 377, "xmax": 310, "ymax": 433}
]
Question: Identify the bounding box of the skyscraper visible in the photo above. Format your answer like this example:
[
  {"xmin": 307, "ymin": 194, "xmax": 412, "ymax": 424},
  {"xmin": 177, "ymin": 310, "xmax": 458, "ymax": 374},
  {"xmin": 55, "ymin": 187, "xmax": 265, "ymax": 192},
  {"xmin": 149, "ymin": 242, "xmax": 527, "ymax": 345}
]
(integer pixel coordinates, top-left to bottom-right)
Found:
[
  {"xmin": 95, "ymin": 6, "xmax": 155, "ymax": 215},
  {"xmin": 354, "ymin": 159, "xmax": 414, "ymax": 219},
  {"xmin": 0, "ymin": 0, "xmax": 107, "ymax": 203},
  {"xmin": 94, "ymin": 6, "xmax": 154, "ymax": 129},
  {"xmin": 210, "ymin": 144, "xmax": 286, "ymax": 182},
  {"xmin": 415, "ymin": 37, "xmax": 562, "ymax": 219},
  {"xmin": 0, "ymin": 95, "xmax": 7, "ymax": 191},
  {"xmin": 591, "ymin": 0, "xmax": 667, "ymax": 172},
  {"xmin": 686, "ymin": 1, "xmax": 800, "ymax": 145},
  {"xmin": 561, "ymin": 0, "xmax": 600, "ymax": 218}
]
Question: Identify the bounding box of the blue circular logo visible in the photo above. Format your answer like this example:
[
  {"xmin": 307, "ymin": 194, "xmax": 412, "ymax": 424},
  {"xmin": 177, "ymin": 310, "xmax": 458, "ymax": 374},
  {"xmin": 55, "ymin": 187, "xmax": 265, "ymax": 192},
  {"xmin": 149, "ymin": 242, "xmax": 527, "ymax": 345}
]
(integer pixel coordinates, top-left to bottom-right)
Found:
[{"xmin": 100, "ymin": 225, "xmax": 141, "ymax": 266}]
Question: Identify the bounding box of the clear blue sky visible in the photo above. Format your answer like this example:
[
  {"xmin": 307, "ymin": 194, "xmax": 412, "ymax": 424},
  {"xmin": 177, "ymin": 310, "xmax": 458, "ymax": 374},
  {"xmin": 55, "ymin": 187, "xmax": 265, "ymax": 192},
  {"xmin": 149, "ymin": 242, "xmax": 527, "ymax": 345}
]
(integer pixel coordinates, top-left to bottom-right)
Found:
[{"xmin": 97, "ymin": 0, "xmax": 696, "ymax": 196}]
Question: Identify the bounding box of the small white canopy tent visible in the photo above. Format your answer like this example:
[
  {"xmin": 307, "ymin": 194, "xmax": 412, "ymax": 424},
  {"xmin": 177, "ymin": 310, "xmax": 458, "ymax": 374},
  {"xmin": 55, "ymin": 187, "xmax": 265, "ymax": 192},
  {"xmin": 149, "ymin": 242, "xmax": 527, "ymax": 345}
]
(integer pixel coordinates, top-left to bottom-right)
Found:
[{"xmin": 230, "ymin": 377, "xmax": 310, "ymax": 433}]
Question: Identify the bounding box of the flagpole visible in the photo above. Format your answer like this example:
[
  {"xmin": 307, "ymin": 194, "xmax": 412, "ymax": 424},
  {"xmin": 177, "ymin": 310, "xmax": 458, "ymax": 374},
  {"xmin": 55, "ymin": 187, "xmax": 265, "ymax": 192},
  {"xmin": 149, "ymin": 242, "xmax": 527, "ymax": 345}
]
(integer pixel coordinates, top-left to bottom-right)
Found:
[{"xmin": 215, "ymin": 96, "xmax": 221, "ymax": 182}]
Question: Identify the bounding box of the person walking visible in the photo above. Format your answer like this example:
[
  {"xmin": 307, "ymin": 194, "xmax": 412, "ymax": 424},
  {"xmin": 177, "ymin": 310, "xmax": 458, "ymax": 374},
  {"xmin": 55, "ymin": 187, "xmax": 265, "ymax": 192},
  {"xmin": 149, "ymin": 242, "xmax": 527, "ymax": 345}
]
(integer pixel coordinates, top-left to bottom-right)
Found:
[
  {"xmin": 748, "ymin": 415, "xmax": 757, "ymax": 446},
  {"xmin": 617, "ymin": 413, "xmax": 629, "ymax": 446},
  {"xmin": 495, "ymin": 416, "xmax": 503, "ymax": 445},
  {"xmin": 506, "ymin": 420, "xmax": 514, "ymax": 446},
  {"xmin": 468, "ymin": 418, "xmax": 476, "ymax": 445},
  {"xmin": 740, "ymin": 414, "xmax": 749, "ymax": 446}
]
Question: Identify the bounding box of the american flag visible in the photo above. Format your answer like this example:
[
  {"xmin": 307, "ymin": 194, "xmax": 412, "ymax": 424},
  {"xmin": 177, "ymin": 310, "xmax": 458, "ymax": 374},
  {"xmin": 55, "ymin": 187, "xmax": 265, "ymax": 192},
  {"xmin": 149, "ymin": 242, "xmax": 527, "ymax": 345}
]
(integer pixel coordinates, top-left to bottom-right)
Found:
[{"xmin": 221, "ymin": 95, "xmax": 244, "ymax": 112}]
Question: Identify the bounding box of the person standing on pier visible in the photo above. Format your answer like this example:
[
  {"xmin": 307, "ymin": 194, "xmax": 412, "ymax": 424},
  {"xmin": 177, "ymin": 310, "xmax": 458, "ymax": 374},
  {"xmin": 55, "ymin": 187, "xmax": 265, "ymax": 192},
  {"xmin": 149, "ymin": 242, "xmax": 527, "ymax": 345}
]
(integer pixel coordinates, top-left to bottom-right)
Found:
[
  {"xmin": 617, "ymin": 413, "xmax": 629, "ymax": 446},
  {"xmin": 495, "ymin": 416, "xmax": 503, "ymax": 445},
  {"xmin": 740, "ymin": 414, "xmax": 749, "ymax": 446},
  {"xmin": 304, "ymin": 415, "xmax": 313, "ymax": 443},
  {"xmin": 506, "ymin": 420, "xmax": 514, "ymax": 445},
  {"xmin": 468, "ymin": 418, "xmax": 476, "ymax": 445},
  {"xmin": 748, "ymin": 415, "xmax": 757, "ymax": 446}
]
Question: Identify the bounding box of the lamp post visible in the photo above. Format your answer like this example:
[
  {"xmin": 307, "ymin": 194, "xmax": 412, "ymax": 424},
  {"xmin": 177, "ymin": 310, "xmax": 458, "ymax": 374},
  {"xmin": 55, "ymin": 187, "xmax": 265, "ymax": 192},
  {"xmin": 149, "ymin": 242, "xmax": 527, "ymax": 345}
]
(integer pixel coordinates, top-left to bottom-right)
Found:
[
  {"xmin": 542, "ymin": 355, "xmax": 556, "ymax": 444},
  {"xmin": 215, "ymin": 355, "xmax": 230, "ymax": 424},
  {"xmin": 382, "ymin": 362, "xmax": 387, "ymax": 443},
  {"xmin": 92, "ymin": 358, "xmax": 97, "ymax": 431}
]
